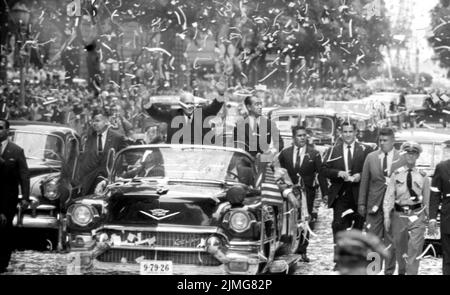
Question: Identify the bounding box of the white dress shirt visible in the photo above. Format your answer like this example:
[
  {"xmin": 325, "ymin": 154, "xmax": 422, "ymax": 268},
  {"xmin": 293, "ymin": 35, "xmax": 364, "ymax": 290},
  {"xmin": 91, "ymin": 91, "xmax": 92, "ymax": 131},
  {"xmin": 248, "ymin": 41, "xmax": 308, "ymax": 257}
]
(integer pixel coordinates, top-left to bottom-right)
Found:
[
  {"xmin": 0, "ymin": 139, "xmax": 8, "ymax": 155},
  {"xmin": 293, "ymin": 145, "xmax": 306, "ymax": 168},
  {"xmin": 98, "ymin": 128, "xmax": 108, "ymax": 151},
  {"xmin": 343, "ymin": 141, "xmax": 355, "ymax": 173}
]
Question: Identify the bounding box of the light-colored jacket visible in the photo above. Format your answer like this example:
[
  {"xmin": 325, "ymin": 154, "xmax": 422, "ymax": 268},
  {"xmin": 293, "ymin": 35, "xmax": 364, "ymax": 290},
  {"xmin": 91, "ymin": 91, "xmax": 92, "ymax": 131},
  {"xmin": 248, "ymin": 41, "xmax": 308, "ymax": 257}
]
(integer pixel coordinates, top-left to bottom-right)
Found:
[
  {"xmin": 358, "ymin": 149, "xmax": 401, "ymax": 215},
  {"xmin": 383, "ymin": 166, "xmax": 430, "ymax": 220}
]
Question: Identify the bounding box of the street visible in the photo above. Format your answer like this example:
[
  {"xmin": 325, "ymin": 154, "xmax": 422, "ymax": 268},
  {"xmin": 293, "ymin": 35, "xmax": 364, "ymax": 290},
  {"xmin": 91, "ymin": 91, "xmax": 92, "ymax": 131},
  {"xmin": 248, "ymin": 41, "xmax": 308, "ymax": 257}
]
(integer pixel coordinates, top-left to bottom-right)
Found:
[{"xmin": 4, "ymin": 204, "xmax": 442, "ymax": 275}]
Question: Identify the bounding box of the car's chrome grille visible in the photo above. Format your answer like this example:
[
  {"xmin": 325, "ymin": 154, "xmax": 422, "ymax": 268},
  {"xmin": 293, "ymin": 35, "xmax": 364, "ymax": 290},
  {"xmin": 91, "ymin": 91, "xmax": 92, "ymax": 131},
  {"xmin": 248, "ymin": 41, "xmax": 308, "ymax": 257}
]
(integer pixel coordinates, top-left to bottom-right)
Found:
[
  {"xmin": 96, "ymin": 230, "xmax": 221, "ymax": 266},
  {"xmin": 103, "ymin": 230, "xmax": 212, "ymax": 248},
  {"xmin": 97, "ymin": 249, "xmax": 221, "ymax": 266}
]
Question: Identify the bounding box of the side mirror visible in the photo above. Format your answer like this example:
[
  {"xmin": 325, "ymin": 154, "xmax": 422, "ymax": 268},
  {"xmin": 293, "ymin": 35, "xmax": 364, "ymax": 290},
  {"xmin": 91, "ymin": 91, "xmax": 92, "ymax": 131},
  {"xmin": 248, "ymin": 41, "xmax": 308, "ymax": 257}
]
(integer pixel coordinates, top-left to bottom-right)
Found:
[{"xmin": 106, "ymin": 148, "xmax": 116, "ymax": 178}]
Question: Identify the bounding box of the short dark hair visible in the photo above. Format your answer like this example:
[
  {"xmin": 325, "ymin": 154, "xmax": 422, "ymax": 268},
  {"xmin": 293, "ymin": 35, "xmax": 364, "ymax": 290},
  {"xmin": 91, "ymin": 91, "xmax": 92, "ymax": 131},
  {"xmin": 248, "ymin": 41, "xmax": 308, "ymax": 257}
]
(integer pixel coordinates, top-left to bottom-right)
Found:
[
  {"xmin": 292, "ymin": 125, "xmax": 306, "ymax": 136},
  {"xmin": 0, "ymin": 118, "xmax": 9, "ymax": 129},
  {"xmin": 91, "ymin": 108, "xmax": 109, "ymax": 119},
  {"xmin": 341, "ymin": 121, "xmax": 357, "ymax": 131},
  {"xmin": 378, "ymin": 127, "xmax": 395, "ymax": 138},
  {"xmin": 244, "ymin": 96, "xmax": 253, "ymax": 107}
]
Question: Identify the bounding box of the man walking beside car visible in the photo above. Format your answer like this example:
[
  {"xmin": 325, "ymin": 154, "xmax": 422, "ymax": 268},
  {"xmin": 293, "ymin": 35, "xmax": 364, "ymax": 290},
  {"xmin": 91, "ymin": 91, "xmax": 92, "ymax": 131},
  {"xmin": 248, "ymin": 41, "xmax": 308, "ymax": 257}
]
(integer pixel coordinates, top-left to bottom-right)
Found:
[
  {"xmin": 322, "ymin": 122, "xmax": 372, "ymax": 241},
  {"xmin": 429, "ymin": 158, "xmax": 450, "ymax": 275},
  {"xmin": 0, "ymin": 119, "xmax": 30, "ymax": 273},
  {"xmin": 277, "ymin": 125, "xmax": 328, "ymax": 262},
  {"xmin": 358, "ymin": 127, "xmax": 401, "ymax": 275}
]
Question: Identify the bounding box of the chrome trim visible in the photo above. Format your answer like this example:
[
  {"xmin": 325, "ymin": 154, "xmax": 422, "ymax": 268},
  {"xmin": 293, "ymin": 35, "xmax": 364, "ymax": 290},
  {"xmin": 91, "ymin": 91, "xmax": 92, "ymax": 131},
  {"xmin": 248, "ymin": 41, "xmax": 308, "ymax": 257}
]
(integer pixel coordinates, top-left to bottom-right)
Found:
[
  {"xmin": 116, "ymin": 144, "xmax": 254, "ymax": 162},
  {"xmin": 36, "ymin": 204, "xmax": 56, "ymax": 211},
  {"xmin": 12, "ymin": 215, "xmax": 58, "ymax": 228},
  {"xmin": 97, "ymin": 224, "xmax": 220, "ymax": 234},
  {"xmin": 109, "ymin": 245, "xmax": 207, "ymax": 252}
]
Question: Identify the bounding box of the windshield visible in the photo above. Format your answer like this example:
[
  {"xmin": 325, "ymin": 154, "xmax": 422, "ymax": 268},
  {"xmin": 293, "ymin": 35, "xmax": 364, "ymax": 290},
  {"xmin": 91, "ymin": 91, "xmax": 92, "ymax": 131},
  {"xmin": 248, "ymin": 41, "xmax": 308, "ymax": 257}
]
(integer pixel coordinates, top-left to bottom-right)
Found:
[
  {"xmin": 113, "ymin": 146, "xmax": 253, "ymax": 183},
  {"xmin": 275, "ymin": 115, "xmax": 334, "ymax": 136},
  {"xmin": 10, "ymin": 131, "xmax": 64, "ymax": 161}
]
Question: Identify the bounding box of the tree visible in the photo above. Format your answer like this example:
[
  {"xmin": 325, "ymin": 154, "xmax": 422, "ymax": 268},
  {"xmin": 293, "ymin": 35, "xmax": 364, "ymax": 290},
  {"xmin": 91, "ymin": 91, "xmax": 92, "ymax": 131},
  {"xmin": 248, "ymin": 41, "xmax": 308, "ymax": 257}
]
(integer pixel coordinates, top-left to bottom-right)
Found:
[{"xmin": 429, "ymin": 0, "xmax": 450, "ymax": 77}]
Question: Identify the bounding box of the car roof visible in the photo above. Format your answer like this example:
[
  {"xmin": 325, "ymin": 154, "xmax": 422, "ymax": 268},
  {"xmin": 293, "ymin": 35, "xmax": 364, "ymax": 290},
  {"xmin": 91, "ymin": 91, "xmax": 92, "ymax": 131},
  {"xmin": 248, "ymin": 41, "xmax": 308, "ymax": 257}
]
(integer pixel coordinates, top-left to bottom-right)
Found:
[
  {"xmin": 271, "ymin": 107, "xmax": 336, "ymax": 117},
  {"xmin": 9, "ymin": 121, "xmax": 77, "ymax": 136},
  {"xmin": 395, "ymin": 129, "xmax": 450, "ymax": 143}
]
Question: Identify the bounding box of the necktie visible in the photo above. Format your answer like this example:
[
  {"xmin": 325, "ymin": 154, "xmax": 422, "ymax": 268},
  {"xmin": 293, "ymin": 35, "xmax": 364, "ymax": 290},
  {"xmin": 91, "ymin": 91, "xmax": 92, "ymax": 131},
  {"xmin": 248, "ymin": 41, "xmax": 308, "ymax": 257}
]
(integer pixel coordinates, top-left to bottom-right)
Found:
[
  {"xmin": 383, "ymin": 153, "xmax": 388, "ymax": 176},
  {"xmin": 97, "ymin": 133, "xmax": 103, "ymax": 153},
  {"xmin": 347, "ymin": 145, "xmax": 353, "ymax": 172},
  {"xmin": 295, "ymin": 147, "xmax": 301, "ymax": 170},
  {"xmin": 407, "ymin": 169, "xmax": 418, "ymax": 201}
]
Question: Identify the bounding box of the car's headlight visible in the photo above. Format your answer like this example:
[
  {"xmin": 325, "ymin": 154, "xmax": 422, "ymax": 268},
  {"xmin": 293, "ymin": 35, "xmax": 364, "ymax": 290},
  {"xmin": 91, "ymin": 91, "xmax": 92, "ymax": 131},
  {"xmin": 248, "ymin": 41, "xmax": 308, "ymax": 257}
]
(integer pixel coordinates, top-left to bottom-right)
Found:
[
  {"xmin": 43, "ymin": 179, "xmax": 59, "ymax": 200},
  {"xmin": 70, "ymin": 205, "xmax": 95, "ymax": 227},
  {"xmin": 229, "ymin": 211, "xmax": 251, "ymax": 233}
]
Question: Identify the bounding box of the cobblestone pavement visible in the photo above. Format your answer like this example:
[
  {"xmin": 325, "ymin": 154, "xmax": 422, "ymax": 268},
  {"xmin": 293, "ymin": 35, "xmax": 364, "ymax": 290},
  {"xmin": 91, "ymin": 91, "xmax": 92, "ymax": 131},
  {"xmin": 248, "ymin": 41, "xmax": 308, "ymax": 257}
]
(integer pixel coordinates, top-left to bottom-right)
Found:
[{"xmin": 3, "ymin": 204, "xmax": 442, "ymax": 275}]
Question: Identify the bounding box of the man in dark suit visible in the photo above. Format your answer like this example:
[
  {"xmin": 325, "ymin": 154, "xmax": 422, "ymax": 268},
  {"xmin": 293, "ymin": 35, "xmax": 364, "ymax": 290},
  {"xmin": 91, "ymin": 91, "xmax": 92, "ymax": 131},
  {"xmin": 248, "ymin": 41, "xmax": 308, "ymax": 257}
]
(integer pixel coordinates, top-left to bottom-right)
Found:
[
  {"xmin": 429, "ymin": 158, "xmax": 450, "ymax": 275},
  {"xmin": 234, "ymin": 94, "xmax": 283, "ymax": 158},
  {"xmin": 277, "ymin": 125, "xmax": 328, "ymax": 262},
  {"xmin": 144, "ymin": 83, "xmax": 226, "ymax": 145},
  {"xmin": 321, "ymin": 122, "xmax": 372, "ymax": 244},
  {"xmin": 0, "ymin": 119, "xmax": 30, "ymax": 273},
  {"xmin": 122, "ymin": 150, "xmax": 165, "ymax": 179},
  {"xmin": 77, "ymin": 109, "xmax": 127, "ymax": 195}
]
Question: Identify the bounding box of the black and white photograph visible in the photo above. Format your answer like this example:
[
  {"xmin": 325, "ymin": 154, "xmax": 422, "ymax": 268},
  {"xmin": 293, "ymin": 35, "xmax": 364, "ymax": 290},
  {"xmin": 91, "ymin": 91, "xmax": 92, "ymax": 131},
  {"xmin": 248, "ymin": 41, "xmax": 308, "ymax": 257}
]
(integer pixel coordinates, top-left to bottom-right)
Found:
[{"xmin": 1, "ymin": 0, "xmax": 450, "ymax": 281}]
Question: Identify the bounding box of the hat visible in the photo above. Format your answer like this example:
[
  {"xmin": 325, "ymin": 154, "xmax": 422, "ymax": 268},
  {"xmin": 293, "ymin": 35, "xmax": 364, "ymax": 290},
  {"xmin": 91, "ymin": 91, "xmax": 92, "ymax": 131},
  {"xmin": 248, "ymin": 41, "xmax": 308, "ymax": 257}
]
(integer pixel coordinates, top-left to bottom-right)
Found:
[
  {"xmin": 226, "ymin": 186, "xmax": 247, "ymax": 206},
  {"xmin": 400, "ymin": 141, "xmax": 422, "ymax": 154},
  {"xmin": 335, "ymin": 230, "xmax": 387, "ymax": 262}
]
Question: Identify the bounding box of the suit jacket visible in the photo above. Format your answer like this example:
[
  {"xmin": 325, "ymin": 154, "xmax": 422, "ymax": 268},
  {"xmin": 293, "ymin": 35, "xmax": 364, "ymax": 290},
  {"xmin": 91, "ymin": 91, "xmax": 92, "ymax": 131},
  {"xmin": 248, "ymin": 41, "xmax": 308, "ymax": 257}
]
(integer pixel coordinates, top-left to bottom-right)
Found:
[
  {"xmin": 146, "ymin": 99, "xmax": 223, "ymax": 144},
  {"xmin": 0, "ymin": 141, "xmax": 30, "ymax": 218},
  {"xmin": 430, "ymin": 160, "xmax": 450, "ymax": 234},
  {"xmin": 278, "ymin": 144, "xmax": 328, "ymax": 195},
  {"xmin": 233, "ymin": 116, "xmax": 283, "ymax": 157},
  {"xmin": 78, "ymin": 128, "xmax": 127, "ymax": 194},
  {"xmin": 358, "ymin": 149, "xmax": 401, "ymax": 215},
  {"xmin": 321, "ymin": 141, "xmax": 373, "ymax": 208}
]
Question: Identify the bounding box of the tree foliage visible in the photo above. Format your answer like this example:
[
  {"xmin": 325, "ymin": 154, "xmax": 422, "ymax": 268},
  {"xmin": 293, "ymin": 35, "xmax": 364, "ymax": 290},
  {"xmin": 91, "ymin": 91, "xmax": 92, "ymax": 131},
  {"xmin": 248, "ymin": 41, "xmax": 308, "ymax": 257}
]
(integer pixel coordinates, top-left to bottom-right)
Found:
[{"xmin": 429, "ymin": 0, "xmax": 450, "ymax": 77}]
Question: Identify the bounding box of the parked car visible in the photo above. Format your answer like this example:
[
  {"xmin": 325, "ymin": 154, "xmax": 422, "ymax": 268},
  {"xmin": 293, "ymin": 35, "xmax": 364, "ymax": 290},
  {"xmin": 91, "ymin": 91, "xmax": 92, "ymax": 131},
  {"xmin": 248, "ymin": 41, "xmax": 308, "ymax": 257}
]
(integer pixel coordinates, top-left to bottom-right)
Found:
[
  {"xmin": 394, "ymin": 129, "xmax": 450, "ymax": 249},
  {"xmin": 269, "ymin": 107, "xmax": 337, "ymax": 147},
  {"xmin": 9, "ymin": 121, "xmax": 80, "ymax": 250},
  {"xmin": 66, "ymin": 144, "xmax": 304, "ymax": 274},
  {"xmin": 405, "ymin": 94, "xmax": 450, "ymax": 128}
]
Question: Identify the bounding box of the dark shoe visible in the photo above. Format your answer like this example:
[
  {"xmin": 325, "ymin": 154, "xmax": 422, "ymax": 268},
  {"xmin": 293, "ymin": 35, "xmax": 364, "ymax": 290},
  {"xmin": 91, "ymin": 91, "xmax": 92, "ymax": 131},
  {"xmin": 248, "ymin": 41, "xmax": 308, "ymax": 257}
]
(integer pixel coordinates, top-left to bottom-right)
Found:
[{"xmin": 301, "ymin": 253, "xmax": 310, "ymax": 263}]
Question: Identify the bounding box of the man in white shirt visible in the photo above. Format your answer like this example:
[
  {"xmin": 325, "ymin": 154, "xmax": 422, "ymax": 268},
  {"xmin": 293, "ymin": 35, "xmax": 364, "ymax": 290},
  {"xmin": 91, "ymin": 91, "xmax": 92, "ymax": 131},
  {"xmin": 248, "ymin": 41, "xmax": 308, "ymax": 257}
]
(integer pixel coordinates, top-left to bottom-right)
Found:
[{"xmin": 358, "ymin": 127, "xmax": 401, "ymax": 275}]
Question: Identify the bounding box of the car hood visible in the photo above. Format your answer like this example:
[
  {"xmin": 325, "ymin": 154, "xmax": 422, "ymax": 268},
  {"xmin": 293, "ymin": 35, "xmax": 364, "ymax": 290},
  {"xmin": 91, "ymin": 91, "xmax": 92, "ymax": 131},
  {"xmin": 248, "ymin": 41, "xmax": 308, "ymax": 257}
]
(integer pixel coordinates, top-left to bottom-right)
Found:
[
  {"xmin": 105, "ymin": 182, "xmax": 227, "ymax": 227},
  {"xmin": 27, "ymin": 158, "xmax": 61, "ymax": 178}
]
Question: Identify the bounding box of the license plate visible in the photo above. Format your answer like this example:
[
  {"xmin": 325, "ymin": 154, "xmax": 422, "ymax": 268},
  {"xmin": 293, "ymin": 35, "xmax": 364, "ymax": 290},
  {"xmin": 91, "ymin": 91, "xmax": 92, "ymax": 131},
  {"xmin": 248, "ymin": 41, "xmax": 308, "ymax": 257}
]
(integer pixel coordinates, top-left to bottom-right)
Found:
[{"xmin": 140, "ymin": 260, "xmax": 173, "ymax": 275}]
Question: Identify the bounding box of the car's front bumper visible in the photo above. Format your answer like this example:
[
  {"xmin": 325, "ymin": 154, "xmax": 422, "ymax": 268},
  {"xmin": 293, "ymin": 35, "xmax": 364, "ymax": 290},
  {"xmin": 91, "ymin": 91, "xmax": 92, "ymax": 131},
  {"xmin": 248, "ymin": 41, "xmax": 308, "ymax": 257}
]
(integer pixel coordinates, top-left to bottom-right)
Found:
[
  {"xmin": 13, "ymin": 203, "xmax": 59, "ymax": 229},
  {"xmin": 69, "ymin": 239, "xmax": 266, "ymax": 275}
]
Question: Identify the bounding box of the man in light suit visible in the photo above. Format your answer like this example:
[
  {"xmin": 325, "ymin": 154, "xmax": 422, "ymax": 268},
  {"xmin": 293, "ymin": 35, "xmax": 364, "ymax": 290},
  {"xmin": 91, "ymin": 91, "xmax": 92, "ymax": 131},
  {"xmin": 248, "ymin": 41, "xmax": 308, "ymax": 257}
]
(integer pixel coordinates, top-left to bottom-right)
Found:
[{"xmin": 358, "ymin": 127, "xmax": 404, "ymax": 275}]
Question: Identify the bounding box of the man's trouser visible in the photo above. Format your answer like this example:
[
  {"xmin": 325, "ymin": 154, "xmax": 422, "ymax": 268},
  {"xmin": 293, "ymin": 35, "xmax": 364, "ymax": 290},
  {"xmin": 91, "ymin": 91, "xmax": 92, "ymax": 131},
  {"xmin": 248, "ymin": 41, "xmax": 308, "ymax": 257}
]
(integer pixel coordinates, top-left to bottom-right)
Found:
[
  {"xmin": 391, "ymin": 210, "xmax": 426, "ymax": 275},
  {"xmin": 365, "ymin": 210, "xmax": 396, "ymax": 275},
  {"xmin": 442, "ymin": 233, "xmax": 450, "ymax": 275},
  {"xmin": 0, "ymin": 218, "xmax": 14, "ymax": 270},
  {"xmin": 332, "ymin": 184, "xmax": 364, "ymax": 243},
  {"xmin": 298, "ymin": 187, "xmax": 316, "ymax": 255}
]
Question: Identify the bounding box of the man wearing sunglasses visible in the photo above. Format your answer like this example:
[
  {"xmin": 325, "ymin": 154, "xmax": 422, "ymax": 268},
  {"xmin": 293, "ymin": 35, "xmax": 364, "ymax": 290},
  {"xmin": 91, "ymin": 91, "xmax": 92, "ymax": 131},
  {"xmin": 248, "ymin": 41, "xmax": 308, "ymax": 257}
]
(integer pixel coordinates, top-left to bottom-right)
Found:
[
  {"xmin": 0, "ymin": 119, "xmax": 30, "ymax": 273},
  {"xmin": 144, "ymin": 82, "xmax": 226, "ymax": 145}
]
